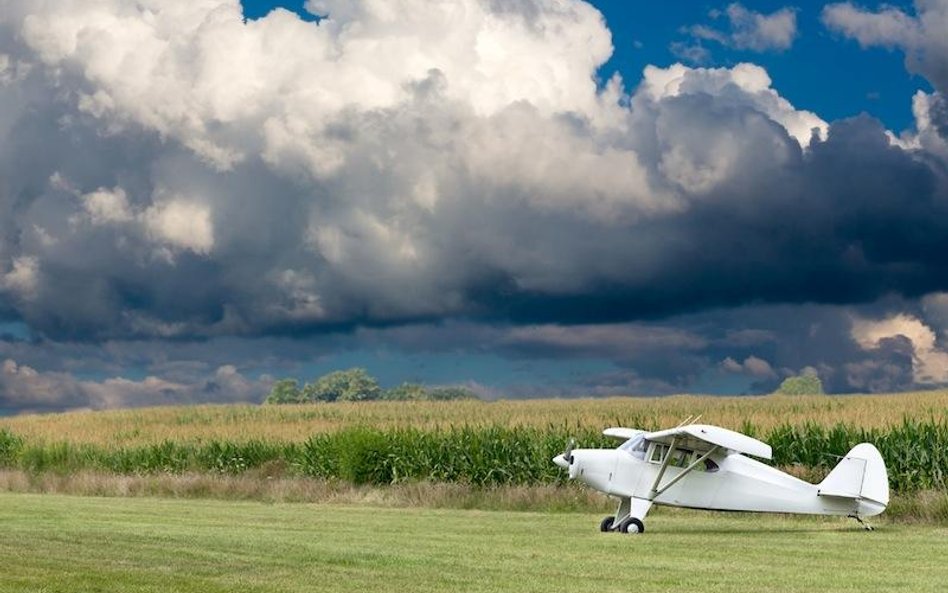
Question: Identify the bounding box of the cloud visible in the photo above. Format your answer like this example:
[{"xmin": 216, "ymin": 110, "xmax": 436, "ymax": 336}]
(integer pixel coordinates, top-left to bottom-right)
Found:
[
  {"xmin": 686, "ymin": 3, "xmax": 798, "ymax": 55},
  {"xmin": 1, "ymin": 1, "xmax": 948, "ymax": 408},
  {"xmin": 822, "ymin": 3, "xmax": 922, "ymax": 51},
  {"xmin": 79, "ymin": 186, "xmax": 134, "ymax": 225},
  {"xmin": 842, "ymin": 335, "xmax": 916, "ymax": 393},
  {"xmin": 921, "ymin": 291, "xmax": 948, "ymax": 329},
  {"xmin": 851, "ymin": 313, "xmax": 948, "ymax": 385},
  {"xmin": 721, "ymin": 355, "xmax": 777, "ymax": 379},
  {"xmin": 0, "ymin": 357, "xmax": 270, "ymax": 413},
  {"xmin": 0, "ymin": 0, "xmax": 864, "ymax": 344},
  {"xmin": 502, "ymin": 323, "xmax": 707, "ymax": 360},
  {"xmin": 669, "ymin": 42, "xmax": 712, "ymax": 65},
  {"xmin": 143, "ymin": 197, "xmax": 214, "ymax": 255},
  {"xmin": 640, "ymin": 61, "xmax": 827, "ymax": 148},
  {"xmin": 1, "ymin": 257, "xmax": 40, "ymax": 302},
  {"xmin": 824, "ymin": 1, "xmax": 948, "ymax": 150}
]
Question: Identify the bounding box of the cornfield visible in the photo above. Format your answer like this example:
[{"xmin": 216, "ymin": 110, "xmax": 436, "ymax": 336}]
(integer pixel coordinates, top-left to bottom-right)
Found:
[
  {"xmin": 1, "ymin": 419, "xmax": 946, "ymax": 492},
  {"xmin": 2, "ymin": 391, "xmax": 947, "ymax": 447}
]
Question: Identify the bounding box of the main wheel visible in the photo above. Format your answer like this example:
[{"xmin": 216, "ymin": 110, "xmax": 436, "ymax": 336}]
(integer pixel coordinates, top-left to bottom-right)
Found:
[
  {"xmin": 619, "ymin": 517, "xmax": 645, "ymax": 534},
  {"xmin": 599, "ymin": 516, "xmax": 615, "ymax": 532}
]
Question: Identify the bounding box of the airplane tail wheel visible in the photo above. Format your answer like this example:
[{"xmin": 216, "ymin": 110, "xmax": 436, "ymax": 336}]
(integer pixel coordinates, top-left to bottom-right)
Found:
[
  {"xmin": 599, "ymin": 516, "xmax": 615, "ymax": 532},
  {"xmin": 619, "ymin": 517, "xmax": 645, "ymax": 534}
]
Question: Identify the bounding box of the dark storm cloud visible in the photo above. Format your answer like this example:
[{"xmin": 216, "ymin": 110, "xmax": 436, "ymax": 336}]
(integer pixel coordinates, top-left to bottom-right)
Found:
[
  {"xmin": 3, "ymin": 1, "xmax": 947, "ymax": 344},
  {"xmin": 481, "ymin": 113, "xmax": 948, "ymax": 327},
  {"xmin": 2, "ymin": 1, "xmax": 948, "ymax": 410}
]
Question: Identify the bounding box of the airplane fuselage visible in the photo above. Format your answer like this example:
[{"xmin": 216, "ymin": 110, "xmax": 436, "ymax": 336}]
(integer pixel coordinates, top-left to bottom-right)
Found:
[{"xmin": 567, "ymin": 446, "xmax": 883, "ymax": 518}]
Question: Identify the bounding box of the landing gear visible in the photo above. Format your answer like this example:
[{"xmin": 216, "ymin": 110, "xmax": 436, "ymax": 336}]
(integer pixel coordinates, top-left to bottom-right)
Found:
[
  {"xmin": 619, "ymin": 517, "xmax": 645, "ymax": 534},
  {"xmin": 603, "ymin": 497, "xmax": 650, "ymax": 534},
  {"xmin": 849, "ymin": 515, "xmax": 874, "ymax": 531},
  {"xmin": 600, "ymin": 516, "xmax": 615, "ymax": 532},
  {"xmin": 598, "ymin": 515, "xmax": 644, "ymax": 533}
]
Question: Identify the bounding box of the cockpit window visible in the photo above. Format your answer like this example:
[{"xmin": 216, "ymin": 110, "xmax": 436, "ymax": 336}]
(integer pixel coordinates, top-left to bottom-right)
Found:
[
  {"xmin": 643, "ymin": 443, "xmax": 721, "ymax": 472},
  {"xmin": 619, "ymin": 434, "xmax": 648, "ymax": 459},
  {"xmin": 649, "ymin": 443, "xmax": 665, "ymax": 463},
  {"xmin": 648, "ymin": 444, "xmax": 695, "ymax": 468}
]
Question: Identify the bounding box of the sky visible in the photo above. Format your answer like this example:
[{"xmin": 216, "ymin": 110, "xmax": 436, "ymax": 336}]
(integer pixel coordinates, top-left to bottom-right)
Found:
[{"xmin": 2, "ymin": 0, "xmax": 948, "ymax": 412}]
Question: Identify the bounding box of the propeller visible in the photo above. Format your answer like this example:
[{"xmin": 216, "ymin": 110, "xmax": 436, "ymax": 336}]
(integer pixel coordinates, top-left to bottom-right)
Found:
[
  {"xmin": 553, "ymin": 438, "xmax": 577, "ymax": 470},
  {"xmin": 563, "ymin": 437, "xmax": 576, "ymax": 465}
]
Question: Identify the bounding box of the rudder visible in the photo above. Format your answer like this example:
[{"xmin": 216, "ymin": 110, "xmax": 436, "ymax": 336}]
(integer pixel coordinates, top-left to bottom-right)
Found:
[{"xmin": 818, "ymin": 443, "xmax": 889, "ymax": 516}]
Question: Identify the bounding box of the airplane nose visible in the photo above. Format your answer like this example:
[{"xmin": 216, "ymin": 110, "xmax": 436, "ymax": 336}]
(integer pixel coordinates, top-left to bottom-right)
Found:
[{"xmin": 553, "ymin": 454, "xmax": 569, "ymax": 469}]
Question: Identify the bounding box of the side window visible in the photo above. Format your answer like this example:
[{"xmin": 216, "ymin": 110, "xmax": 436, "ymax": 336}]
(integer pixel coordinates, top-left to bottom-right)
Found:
[
  {"xmin": 648, "ymin": 445, "xmax": 694, "ymax": 467},
  {"xmin": 649, "ymin": 444, "xmax": 667, "ymax": 464},
  {"xmin": 670, "ymin": 449, "xmax": 693, "ymax": 468},
  {"xmin": 647, "ymin": 445, "xmax": 720, "ymax": 472}
]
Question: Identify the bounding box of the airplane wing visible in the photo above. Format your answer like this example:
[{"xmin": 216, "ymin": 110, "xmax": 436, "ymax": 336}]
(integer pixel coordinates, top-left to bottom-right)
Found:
[
  {"xmin": 602, "ymin": 427, "xmax": 645, "ymax": 441},
  {"xmin": 644, "ymin": 424, "xmax": 772, "ymax": 459}
]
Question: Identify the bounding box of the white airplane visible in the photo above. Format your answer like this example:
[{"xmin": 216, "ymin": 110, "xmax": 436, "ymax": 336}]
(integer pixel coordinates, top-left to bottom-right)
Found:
[{"xmin": 552, "ymin": 421, "xmax": 888, "ymax": 534}]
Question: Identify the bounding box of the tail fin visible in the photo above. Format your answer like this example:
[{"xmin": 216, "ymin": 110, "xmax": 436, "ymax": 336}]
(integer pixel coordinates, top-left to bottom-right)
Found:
[{"xmin": 817, "ymin": 443, "xmax": 889, "ymax": 516}]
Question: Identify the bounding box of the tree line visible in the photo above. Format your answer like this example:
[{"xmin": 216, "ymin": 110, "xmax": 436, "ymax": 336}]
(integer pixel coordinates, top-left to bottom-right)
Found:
[
  {"xmin": 264, "ymin": 367, "xmax": 478, "ymax": 404},
  {"xmin": 264, "ymin": 366, "xmax": 824, "ymax": 404}
]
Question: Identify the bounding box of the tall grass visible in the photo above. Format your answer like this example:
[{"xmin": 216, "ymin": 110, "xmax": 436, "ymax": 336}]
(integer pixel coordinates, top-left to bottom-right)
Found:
[
  {"xmin": 769, "ymin": 419, "xmax": 948, "ymax": 491},
  {"xmin": 0, "ymin": 428, "xmax": 23, "ymax": 465},
  {"xmin": 296, "ymin": 425, "xmax": 610, "ymax": 485},
  {"xmin": 1, "ymin": 430, "xmax": 295, "ymax": 477}
]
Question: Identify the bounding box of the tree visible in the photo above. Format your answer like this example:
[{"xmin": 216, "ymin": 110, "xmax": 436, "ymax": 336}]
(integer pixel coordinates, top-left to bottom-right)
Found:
[
  {"xmin": 264, "ymin": 370, "xmax": 479, "ymax": 404},
  {"xmin": 774, "ymin": 370, "xmax": 824, "ymax": 395},
  {"xmin": 302, "ymin": 368, "xmax": 382, "ymax": 402},
  {"xmin": 426, "ymin": 386, "xmax": 477, "ymax": 401},
  {"xmin": 381, "ymin": 382, "xmax": 428, "ymax": 401},
  {"xmin": 381, "ymin": 383, "xmax": 478, "ymax": 401},
  {"xmin": 264, "ymin": 378, "xmax": 303, "ymax": 404}
]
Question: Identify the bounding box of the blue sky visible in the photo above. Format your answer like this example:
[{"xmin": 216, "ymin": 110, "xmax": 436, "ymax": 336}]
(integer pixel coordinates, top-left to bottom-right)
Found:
[{"xmin": 2, "ymin": 1, "xmax": 948, "ymax": 411}]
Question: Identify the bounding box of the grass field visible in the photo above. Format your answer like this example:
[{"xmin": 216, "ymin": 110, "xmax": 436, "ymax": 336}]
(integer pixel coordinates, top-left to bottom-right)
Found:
[
  {"xmin": 1, "ymin": 493, "xmax": 945, "ymax": 593},
  {"xmin": 4, "ymin": 391, "xmax": 948, "ymax": 446}
]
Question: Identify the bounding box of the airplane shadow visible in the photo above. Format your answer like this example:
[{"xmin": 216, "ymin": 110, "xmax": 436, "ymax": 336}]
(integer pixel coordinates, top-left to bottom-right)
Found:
[
  {"xmin": 640, "ymin": 512, "xmax": 881, "ymax": 535},
  {"xmin": 656, "ymin": 525, "xmax": 878, "ymax": 535}
]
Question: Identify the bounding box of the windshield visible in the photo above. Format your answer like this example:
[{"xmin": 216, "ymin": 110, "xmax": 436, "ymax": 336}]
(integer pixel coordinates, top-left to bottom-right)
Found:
[{"xmin": 619, "ymin": 434, "xmax": 647, "ymax": 459}]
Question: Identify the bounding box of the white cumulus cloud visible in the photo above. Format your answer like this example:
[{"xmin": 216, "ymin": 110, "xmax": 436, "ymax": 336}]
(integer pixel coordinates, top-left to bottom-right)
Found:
[
  {"xmin": 143, "ymin": 197, "xmax": 214, "ymax": 255},
  {"xmin": 640, "ymin": 62, "xmax": 827, "ymax": 149},
  {"xmin": 80, "ymin": 186, "xmax": 134, "ymax": 224}
]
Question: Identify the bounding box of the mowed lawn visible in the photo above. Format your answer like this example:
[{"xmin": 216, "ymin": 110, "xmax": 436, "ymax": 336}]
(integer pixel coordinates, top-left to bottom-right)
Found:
[{"xmin": 1, "ymin": 493, "xmax": 945, "ymax": 593}]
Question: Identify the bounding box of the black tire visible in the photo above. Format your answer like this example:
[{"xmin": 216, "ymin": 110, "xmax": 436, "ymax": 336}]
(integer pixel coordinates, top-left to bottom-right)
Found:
[
  {"xmin": 599, "ymin": 516, "xmax": 615, "ymax": 532},
  {"xmin": 619, "ymin": 517, "xmax": 645, "ymax": 534}
]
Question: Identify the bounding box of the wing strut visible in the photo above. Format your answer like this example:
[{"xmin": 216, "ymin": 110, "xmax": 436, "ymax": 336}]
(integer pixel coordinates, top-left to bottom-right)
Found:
[
  {"xmin": 649, "ymin": 436, "xmax": 678, "ymax": 498},
  {"xmin": 652, "ymin": 446, "xmax": 718, "ymax": 499}
]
